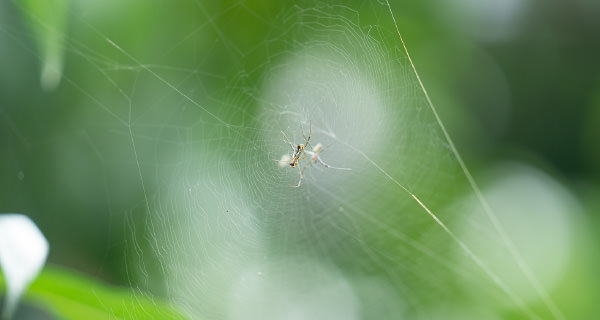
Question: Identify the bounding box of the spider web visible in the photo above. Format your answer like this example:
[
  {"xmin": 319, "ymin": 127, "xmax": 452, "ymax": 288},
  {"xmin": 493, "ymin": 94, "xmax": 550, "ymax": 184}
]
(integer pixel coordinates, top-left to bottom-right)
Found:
[{"xmin": 1, "ymin": 0, "xmax": 576, "ymax": 319}]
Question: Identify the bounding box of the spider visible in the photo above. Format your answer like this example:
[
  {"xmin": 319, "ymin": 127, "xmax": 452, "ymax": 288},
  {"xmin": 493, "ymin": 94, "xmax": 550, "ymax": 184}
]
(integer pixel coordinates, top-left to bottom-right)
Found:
[{"xmin": 275, "ymin": 121, "xmax": 350, "ymax": 187}]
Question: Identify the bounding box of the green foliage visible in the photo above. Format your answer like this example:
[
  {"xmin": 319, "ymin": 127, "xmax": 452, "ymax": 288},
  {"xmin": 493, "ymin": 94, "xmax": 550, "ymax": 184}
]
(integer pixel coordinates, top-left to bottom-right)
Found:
[
  {"xmin": 17, "ymin": 0, "xmax": 68, "ymax": 91},
  {"xmin": 2, "ymin": 266, "xmax": 187, "ymax": 320}
]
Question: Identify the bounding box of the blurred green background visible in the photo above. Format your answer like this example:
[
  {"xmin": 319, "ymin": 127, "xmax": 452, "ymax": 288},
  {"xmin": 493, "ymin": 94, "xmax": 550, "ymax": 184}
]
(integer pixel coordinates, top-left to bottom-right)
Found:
[{"xmin": 1, "ymin": 0, "xmax": 599, "ymax": 319}]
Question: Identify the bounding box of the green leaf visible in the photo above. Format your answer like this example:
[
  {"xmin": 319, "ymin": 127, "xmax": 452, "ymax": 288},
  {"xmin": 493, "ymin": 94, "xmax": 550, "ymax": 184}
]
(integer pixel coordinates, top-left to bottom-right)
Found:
[
  {"xmin": 17, "ymin": 0, "xmax": 69, "ymax": 91},
  {"xmin": 2, "ymin": 266, "xmax": 187, "ymax": 320}
]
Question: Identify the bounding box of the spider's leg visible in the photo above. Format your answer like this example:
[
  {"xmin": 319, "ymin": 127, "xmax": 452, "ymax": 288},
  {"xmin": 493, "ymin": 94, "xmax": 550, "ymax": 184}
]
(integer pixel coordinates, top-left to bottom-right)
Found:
[
  {"xmin": 292, "ymin": 161, "xmax": 315, "ymax": 188},
  {"xmin": 318, "ymin": 142, "xmax": 334, "ymax": 153},
  {"xmin": 315, "ymin": 156, "xmax": 329, "ymax": 168},
  {"xmin": 293, "ymin": 164, "xmax": 304, "ymax": 187},
  {"xmin": 281, "ymin": 130, "xmax": 295, "ymax": 153},
  {"xmin": 315, "ymin": 155, "xmax": 351, "ymax": 170},
  {"xmin": 301, "ymin": 120, "xmax": 312, "ymax": 148}
]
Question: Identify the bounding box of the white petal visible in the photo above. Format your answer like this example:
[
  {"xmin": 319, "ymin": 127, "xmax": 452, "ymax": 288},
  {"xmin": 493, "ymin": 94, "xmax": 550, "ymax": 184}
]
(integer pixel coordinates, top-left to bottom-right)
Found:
[{"xmin": 0, "ymin": 214, "xmax": 49, "ymax": 319}]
